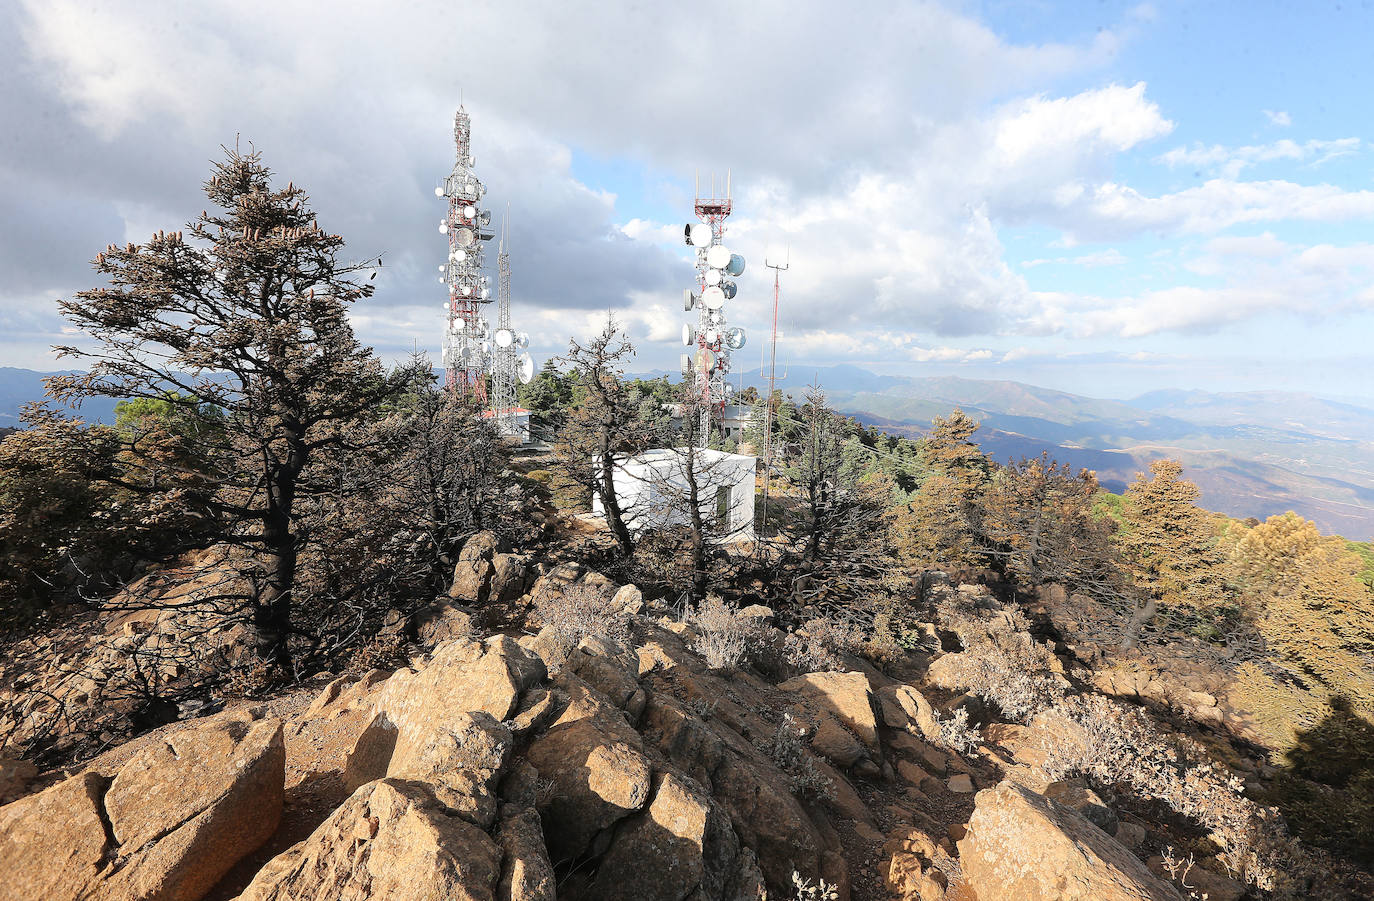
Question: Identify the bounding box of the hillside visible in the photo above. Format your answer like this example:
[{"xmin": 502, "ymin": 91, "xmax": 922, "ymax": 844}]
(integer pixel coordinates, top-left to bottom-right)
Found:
[{"xmin": 738, "ymin": 366, "xmax": 1374, "ymax": 540}]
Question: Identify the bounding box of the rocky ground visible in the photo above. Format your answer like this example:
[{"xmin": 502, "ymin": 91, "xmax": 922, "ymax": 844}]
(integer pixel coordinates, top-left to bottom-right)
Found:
[{"xmin": 0, "ymin": 532, "xmax": 1356, "ymax": 900}]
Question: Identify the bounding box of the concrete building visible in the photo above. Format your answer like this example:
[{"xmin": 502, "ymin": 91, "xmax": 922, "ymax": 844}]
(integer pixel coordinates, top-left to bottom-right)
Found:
[{"xmin": 592, "ymin": 448, "xmax": 756, "ymax": 541}]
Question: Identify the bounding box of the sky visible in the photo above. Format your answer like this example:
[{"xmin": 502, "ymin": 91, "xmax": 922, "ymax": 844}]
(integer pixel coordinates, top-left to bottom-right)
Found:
[{"xmin": 2, "ymin": 0, "xmax": 1373, "ymax": 401}]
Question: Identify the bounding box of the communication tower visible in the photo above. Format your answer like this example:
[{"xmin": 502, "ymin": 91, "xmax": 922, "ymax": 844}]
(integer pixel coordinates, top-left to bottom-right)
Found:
[
  {"xmin": 681, "ymin": 172, "xmax": 746, "ymax": 443},
  {"xmin": 437, "ymin": 107, "xmax": 495, "ymax": 398},
  {"xmin": 487, "ymin": 213, "xmax": 536, "ymax": 438}
]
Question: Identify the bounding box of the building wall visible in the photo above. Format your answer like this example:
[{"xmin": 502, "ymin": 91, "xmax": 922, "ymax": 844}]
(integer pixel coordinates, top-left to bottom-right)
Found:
[{"xmin": 591, "ymin": 449, "xmax": 755, "ymax": 541}]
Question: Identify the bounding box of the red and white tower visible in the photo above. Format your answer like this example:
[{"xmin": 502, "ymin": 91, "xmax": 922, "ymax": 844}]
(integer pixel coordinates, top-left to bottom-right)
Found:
[
  {"xmin": 437, "ymin": 107, "xmax": 494, "ymax": 397},
  {"xmin": 681, "ymin": 173, "xmax": 746, "ymax": 442}
]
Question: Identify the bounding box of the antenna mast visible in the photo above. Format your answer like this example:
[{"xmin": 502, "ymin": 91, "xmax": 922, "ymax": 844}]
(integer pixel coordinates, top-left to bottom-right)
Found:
[
  {"xmin": 762, "ymin": 248, "xmax": 789, "ymax": 531},
  {"xmin": 681, "ymin": 171, "xmax": 747, "ymax": 446},
  {"xmin": 489, "ymin": 211, "xmax": 520, "ymax": 436},
  {"xmin": 437, "ymin": 106, "xmax": 495, "ymax": 399}
]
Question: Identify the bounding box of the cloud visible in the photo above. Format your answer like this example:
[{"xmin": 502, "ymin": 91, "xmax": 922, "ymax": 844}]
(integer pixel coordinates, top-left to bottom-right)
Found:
[
  {"xmin": 1158, "ymin": 137, "xmax": 1360, "ymax": 178},
  {"xmin": 1043, "ymin": 236, "xmax": 1374, "ymax": 337},
  {"xmin": 1023, "ymin": 249, "xmax": 1127, "ymax": 268},
  {"xmin": 1264, "ymin": 109, "xmax": 1293, "ymax": 127},
  {"xmin": 2, "ymin": 0, "xmax": 1373, "ymax": 378}
]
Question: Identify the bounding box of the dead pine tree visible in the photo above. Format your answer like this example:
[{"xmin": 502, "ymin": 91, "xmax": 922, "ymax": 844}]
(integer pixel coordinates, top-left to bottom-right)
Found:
[
  {"xmin": 635, "ymin": 388, "xmax": 746, "ymax": 599},
  {"xmin": 553, "ymin": 316, "xmax": 655, "ymax": 557},
  {"xmin": 48, "ymin": 145, "xmax": 415, "ymax": 670}
]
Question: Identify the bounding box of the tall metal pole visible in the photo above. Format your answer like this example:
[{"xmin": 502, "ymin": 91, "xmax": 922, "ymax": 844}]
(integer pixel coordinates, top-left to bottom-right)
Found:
[{"xmin": 762, "ymin": 249, "xmax": 789, "ymax": 536}]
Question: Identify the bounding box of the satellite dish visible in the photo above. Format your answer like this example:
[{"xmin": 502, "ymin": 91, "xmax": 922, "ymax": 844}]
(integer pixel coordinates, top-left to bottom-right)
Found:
[
  {"xmin": 724, "ymin": 381, "xmax": 736, "ymax": 396},
  {"xmin": 702, "ymin": 286, "xmax": 726, "ymax": 310},
  {"xmin": 480, "ymin": 288, "xmax": 490, "ymax": 299},
  {"xmin": 725, "ymin": 327, "xmax": 746, "ymax": 349},
  {"xmin": 704, "ymin": 268, "xmax": 722, "ymax": 287},
  {"xmin": 725, "ymin": 254, "xmax": 746, "ymax": 277},
  {"xmin": 518, "ymin": 353, "xmax": 535, "ymax": 384},
  {"xmin": 454, "ymin": 319, "xmax": 466, "ymax": 331},
  {"xmin": 481, "ymin": 340, "xmax": 492, "ymax": 353},
  {"xmin": 438, "ymin": 276, "xmax": 446, "ymax": 284},
  {"xmin": 463, "ymin": 205, "xmax": 476, "ymax": 219},
  {"xmin": 682, "ymin": 323, "xmax": 696, "ymax": 346},
  {"xmin": 515, "ymin": 332, "xmax": 529, "ymax": 348},
  {"xmin": 706, "ymin": 245, "xmax": 731, "ymax": 269},
  {"xmin": 695, "ymin": 347, "xmax": 718, "ymax": 372},
  {"xmin": 438, "ymin": 264, "xmax": 446, "ymax": 273},
  {"xmin": 479, "ymin": 210, "xmax": 492, "ymax": 226},
  {"xmin": 453, "ymin": 250, "xmax": 467, "ymax": 263},
  {"xmin": 439, "ymin": 222, "xmax": 448, "ymax": 234},
  {"xmin": 683, "ymin": 289, "xmax": 697, "ymax": 311},
  {"xmin": 680, "ymin": 353, "xmax": 692, "ymax": 376},
  {"xmin": 495, "ymin": 329, "xmax": 515, "ymax": 348},
  {"xmin": 454, "ymin": 227, "xmax": 476, "ymax": 247},
  {"xmin": 721, "ymin": 280, "xmax": 737, "ymax": 299},
  {"xmin": 434, "ymin": 186, "xmax": 444, "ymax": 198},
  {"xmin": 686, "ymin": 223, "xmax": 712, "ymax": 247},
  {"xmin": 705, "ymin": 328, "xmax": 720, "ymax": 344},
  {"xmin": 462, "ymin": 286, "xmax": 473, "ymax": 296}
]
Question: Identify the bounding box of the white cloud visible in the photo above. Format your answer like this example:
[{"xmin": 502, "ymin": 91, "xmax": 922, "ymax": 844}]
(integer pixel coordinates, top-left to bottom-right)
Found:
[
  {"xmin": 1264, "ymin": 109, "xmax": 1293, "ymax": 127},
  {"xmin": 1158, "ymin": 137, "xmax": 1360, "ymax": 178},
  {"xmin": 1023, "ymin": 249, "xmax": 1127, "ymax": 268}
]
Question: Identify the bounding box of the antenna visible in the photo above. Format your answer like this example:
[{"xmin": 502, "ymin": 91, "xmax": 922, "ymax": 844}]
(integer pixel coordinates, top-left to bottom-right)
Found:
[
  {"xmin": 683, "ymin": 173, "xmax": 742, "ymax": 445},
  {"xmin": 760, "ymin": 245, "xmax": 790, "ymax": 534},
  {"xmin": 438, "ymin": 104, "xmax": 494, "ymax": 401}
]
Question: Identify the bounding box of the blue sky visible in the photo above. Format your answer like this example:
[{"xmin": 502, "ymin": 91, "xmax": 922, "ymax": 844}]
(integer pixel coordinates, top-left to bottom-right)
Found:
[{"xmin": 1, "ymin": 1, "xmax": 1372, "ymax": 400}]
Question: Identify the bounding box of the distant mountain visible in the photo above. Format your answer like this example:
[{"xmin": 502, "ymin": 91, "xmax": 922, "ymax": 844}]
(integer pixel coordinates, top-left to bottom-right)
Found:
[
  {"xmin": 0, "ymin": 367, "xmax": 121, "ymax": 426},
  {"xmin": 737, "ymin": 365, "xmax": 1374, "ymax": 541}
]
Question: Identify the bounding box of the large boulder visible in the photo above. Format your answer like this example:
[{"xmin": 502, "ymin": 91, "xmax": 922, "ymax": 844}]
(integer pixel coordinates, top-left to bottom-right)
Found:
[
  {"xmin": 450, "ymin": 530, "xmax": 505, "ymax": 603},
  {"xmin": 489, "ymin": 553, "xmax": 530, "ymax": 603},
  {"xmin": 376, "ymin": 635, "xmax": 545, "ymax": 775},
  {"xmin": 104, "ymin": 715, "xmax": 286, "ymax": 901},
  {"xmin": 779, "ymin": 670, "xmax": 880, "ymax": 754},
  {"xmin": 388, "ymin": 711, "xmax": 513, "ymax": 829},
  {"xmin": 525, "ymin": 713, "xmax": 653, "ymax": 862},
  {"xmin": 0, "ymin": 771, "xmax": 111, "ymax": 901},
  {"xmin": 958, "ymin": 781, "xmax": 1183, "ymax": 901},
  {"xmin": 0, "ymin": 713, "xmax": 285, "ymax": 901},
  {"xmin": 234, "ymin": 778, "xmax": 502, "ymax": 901},
  {"xmin": 591, "ymin": 772, "xmax": 740, "ymax": 901}
]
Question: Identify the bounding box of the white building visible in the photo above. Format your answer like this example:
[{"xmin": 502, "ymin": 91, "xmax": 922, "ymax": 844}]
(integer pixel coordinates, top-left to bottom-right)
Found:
[{"xmin": 592, "ymin": 448, "xmax": 756, "ymax": 542}]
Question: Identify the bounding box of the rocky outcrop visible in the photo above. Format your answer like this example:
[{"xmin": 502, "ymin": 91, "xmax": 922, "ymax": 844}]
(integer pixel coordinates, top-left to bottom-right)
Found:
[
  {"xmin": 234, "ymin": 778, "xmax": 503, "ymax": 901},
  {"xmin": 1, "ymin": 711, "xmax": 284, "ymax": 901},
  {"xmin": 779, "ymin": 670, "xmax": 880, "ymax": 754},
  {"xmin": 0, "ymin": 771, "xmax": 111, "ymax": 901},
  {"xmin": 590, "ymin": 771, "xmax": 739, "ymax": 901},
  {"xmin": 958, "ymin": 781, "xmax": 1182, "ymax": 901},
  {"xmin": 450, "ymin": 531, "xmax": 506, "ymax": 603}
]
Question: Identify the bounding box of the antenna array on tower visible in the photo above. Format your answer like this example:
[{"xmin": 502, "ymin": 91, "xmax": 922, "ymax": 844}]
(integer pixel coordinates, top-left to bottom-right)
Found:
[
  {"xmin": 434, "ymin": 106, "xmax": 536, "ymax": 439},
  {"xmin": 681, "ymin": 171, "xmax": 745, "ymax": 443}
]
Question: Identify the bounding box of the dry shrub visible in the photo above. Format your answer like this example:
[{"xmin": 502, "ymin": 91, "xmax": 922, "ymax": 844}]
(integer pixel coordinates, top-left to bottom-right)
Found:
[
  {"xmin": 691, "ymin": 595, "xmax": 752, "ymax": 671},
  {"xmin": 533, "ymin": 583, "xmax": 628, "ymax": 650},
  {"xmin": 783, "ymin": 615, "xmax": 863, "ymax": 673},
  {"xmin": 938, "ymin": 608, "xmax": 1066, "ymax": 721},
  {"xmin": 934, "ymin": 706, "xmax": 981, "ymax": 754},
  {"xmin": 1038, "ymin": 693, "xmax": 1304, "ymax": 893}
]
